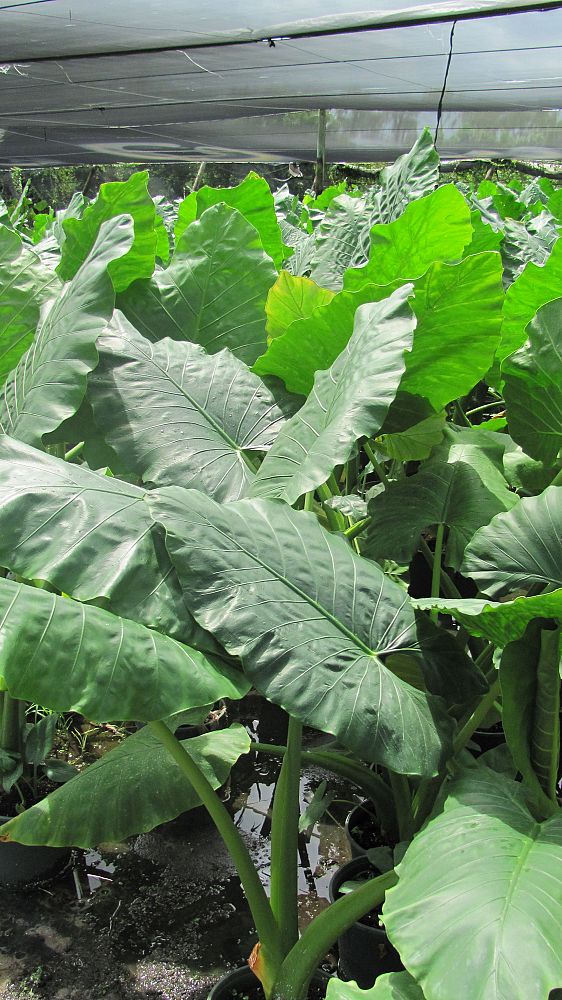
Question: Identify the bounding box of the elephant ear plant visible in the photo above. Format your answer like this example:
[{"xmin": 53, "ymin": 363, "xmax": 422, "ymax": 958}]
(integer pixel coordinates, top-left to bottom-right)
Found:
[{"xmin": 0, "ymin": 138, "xmax": 561, "ymax": 1000}]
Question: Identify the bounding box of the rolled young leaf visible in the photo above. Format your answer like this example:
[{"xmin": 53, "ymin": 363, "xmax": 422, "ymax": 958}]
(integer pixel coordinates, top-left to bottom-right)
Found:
[
  {"xmin": 0, "ymin": 216, "xmax": 134, "ymax": 447},
  {"xmin": 150, "ymin": 486, "xmax": 456, "ymax": 777},
  {"xmin": 0, "ymin": 577, "xmax": 248, "ymax": 722},
  {"xmin": 249, "ymin": 285, "xmax": 416, "ymax": 504},
  {"xmin": 382, "ymin": 767, "xmax": 562, "ymax": 1000},
  {"xmin": 0, "ymin": 725, "xmax": 250, "ymax": 848},
  {"xmin": 89, "ymin": 312, "xmax": 292, "ymax": 501}
]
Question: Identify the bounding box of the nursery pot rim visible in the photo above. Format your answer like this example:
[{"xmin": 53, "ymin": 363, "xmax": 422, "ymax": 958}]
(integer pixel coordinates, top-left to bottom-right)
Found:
[{"xmin": 208, "ymin": 964, "xmax": 331, "ymax": 999}]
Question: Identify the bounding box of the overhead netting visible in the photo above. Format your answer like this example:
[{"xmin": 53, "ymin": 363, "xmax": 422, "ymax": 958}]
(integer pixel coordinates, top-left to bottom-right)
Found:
[{"xmin": 1, "ymin": 0, "xmax": 562, "ymax": 165}]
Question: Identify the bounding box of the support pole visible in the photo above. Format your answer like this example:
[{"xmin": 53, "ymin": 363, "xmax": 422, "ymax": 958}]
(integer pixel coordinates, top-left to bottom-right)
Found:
[{"xmin": 313, "ymin": 109, "xmax": 327, "ymax": 195}]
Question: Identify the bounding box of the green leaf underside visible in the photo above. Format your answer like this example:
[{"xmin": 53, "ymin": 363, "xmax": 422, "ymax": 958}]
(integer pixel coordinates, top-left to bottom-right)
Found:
[
  {"xmin": 0, "ymin": 216, "xmax": 133, "ymax": 447},
  {"xmin": 57, "ymin": 171, "xmax": 161, "ymax": 292},
  {"xmin": 343, "ymin": 184, "xmax": 472, "ymax": 293},
  {"xmin": 383, "ymin": 767, "xmax": 562, "ymax": 1000},
  {"xmin": 0, "ymin": 225, "xmax": 60, "ymax": 386},
  {"xmin": 254, "ymin": 253, "xmax": 503, "ymax": 411},
  {"xmin": 0, "ymin": 578, "xmax": 247, "ymax": 722},
  {"xmin": 249, "ymin": 286, "xmax": 416, "ymax": 504},
  {"xmin": 150, "ymin": 486, "xmax": 455, "ymax": 777},
  {"xmin": 498, "ymin": 237, "xmax": 562, "ymax": 365},
  {"xmin": 0, "ymin": 435, "xmax": 210, "ymax": 647},
  {"xmin": 461, "ymin": 485, "xmax": 562, "ymax": 597},
  {"xmin": 90, "ymin": 312, "xmax": 289, "ymax": 501},
  {"xmin": 326, "ymin": 972, "xmax": 424, "ymax": 999},
  {"xmin": 181, "ymin": 171, "xmax": 286, "ymax": 269},
  {"xmin": 365, "ymin": 460, "xmax": 517, "ymax": 570},
  {"xmin": 414, "ymin": 590, "xmax": 562, "ymax": 647},
  {"xmin": 503, "ymin": 297, "xmax": 562, "ymax": 465},
  {"xmin": 265, "ymin": 271, "xmax": 334, "ymax": 340},
  {"xmin": 309, "ymin": 129, "xmax": 439, "ymax": 290},
  {"xmin": 118, "ymin": 203, "xmax": 277, "ymax": 365},
  {"xmin": 0, "ymin": 725, "xmax": 250, "ymax": 847}
]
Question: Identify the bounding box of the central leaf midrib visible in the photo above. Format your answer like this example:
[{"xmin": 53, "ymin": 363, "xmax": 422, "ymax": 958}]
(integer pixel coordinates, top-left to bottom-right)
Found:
[
  {"xmin": 191, "ymin": 506, "xmax": 399, "ymax": 662},
  {"xmin": 110, "ymin": 336, "xmax": 256, "ymax": 474}
]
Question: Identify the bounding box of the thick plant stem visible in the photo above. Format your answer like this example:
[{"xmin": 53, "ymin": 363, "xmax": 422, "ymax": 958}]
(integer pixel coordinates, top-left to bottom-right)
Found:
[
  {"xmin": 388, "ymin": 771, "xmax": 413, "ymax": 841},
  {"xmin": 452, "ymin": 677, "xmax": 501, "ymax": 754},
  {"xmin": 430, "ymin": 522, "xmax": 445, "ymax": 622},
  {"xmin": 343, "ymin": 517, "xmax": 370, "ymax": 541},
  {"xmin": 0, "ymin": 691, "xmax": 23, "ymax": 755},
  {"xmin": 271, "ymin": 869, "xmax": 397, "ymax": 1000},
  {"xmin": 149, "ymin": 722, "xmax": 282, "ymax": 988},
  {"xmin": 65, "ymin": 441, "xmax": 85, "ymax": 461},
  {"xmin": 317, "ymin": 483, "xmax": 346, "ymax": 532},
  {"xmin": 419, "ymin": 537, "xmax": 461, "ymax": 601},
  {"xmin": 269, "ymin": 715, "xmax": 302, "ymax": 956},
  {"xmin": 363, "ymin": 441, "xmax": 389, "ymax": 487}
]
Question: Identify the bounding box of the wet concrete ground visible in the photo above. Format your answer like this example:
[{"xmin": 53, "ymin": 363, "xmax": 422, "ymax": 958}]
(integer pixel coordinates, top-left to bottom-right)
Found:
[{"xmin": 0, "ymin": 698, "xmax": 354, "ymax": 1000}]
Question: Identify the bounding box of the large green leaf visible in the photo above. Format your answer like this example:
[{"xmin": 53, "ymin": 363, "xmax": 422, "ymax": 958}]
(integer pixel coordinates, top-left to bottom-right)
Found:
[
  {"xmin": 0, "ymin": 216, "xmax": 133, "ymax": 447},
  {"xmin": 309, "ymin": 130, "xmax": 438, "ymax": 290},
  {"xmin": 383, "ymin": 767, "xmax": 562, "ymax": 1000},
  {"xmin": 0, "ymin": 225, "xmax": 60, "ymax": 386},
  {"xmin": 265, "ymin": 271, "xmax": 334, "ymax": 340},
  {"xmin": 414, "ymin": 589, "xmax": 562, "ymax": 647},
  {"xmin": 503, "ymin": 297, "xmax": 562, "ymax": 465},
  {"xmin": 400, "ymin": 253, "xmax": 504, "ymax": 411},
  {"xmin": 0, "ymin": 578, "xmax": 247, "ymax": 723},
  {"xmin": 191, "ymin": 171, "xmax": 286, "ymax": 269},
  {"xmin": 0, "ymin": 725, "xmax": 250, "ymax": 848},
  {"xmin": 501, "ymin": 213, "xmax": 558, "ymax": 286},
  {"xmin": 343, "ymin": 185, "xmax": 471, "ymax": 293},
  {"xmin": 326, "ymin": 973, "xmax": 424, "ymax": 1000},
  {"xmin": 89, "ymin": 312, "xmax": 291, "ymax": 501},
  {"xmin": 57, "ymin": 171, "xmax": 163, "ymax": 292},
  {"xmin": 365, "ymin": 460, "xmax": 517, "ymax": 570},
  {"xmin": 497, "ymin": 237, "xmax": 562, "ymax": 365},
  {"xmin": 461, "ymin": 484, "xmax": 562, "ymax": 597},
  {"xmin": 119, "ymin": 203, "xmax": 277, "ymax": 365},
  {"xmin": 249, "ymin": 286, "xmax": 416, "ymax": 504},
  {"xmin": 0, "ymin": 435, "xmax": 207, "ymax": 646},
  {"xmin": 150, "ymin": 487, "xmax": 458, "ymax": 777}
]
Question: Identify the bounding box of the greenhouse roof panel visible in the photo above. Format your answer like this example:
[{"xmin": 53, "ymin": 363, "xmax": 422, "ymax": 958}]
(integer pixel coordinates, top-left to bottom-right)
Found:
[{"xmin": 1, "ymin": 1, "xmax": 562, "ymax": 163}]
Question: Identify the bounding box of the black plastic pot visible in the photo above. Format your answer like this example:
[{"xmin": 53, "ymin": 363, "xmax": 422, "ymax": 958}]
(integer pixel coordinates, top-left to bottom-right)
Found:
[
  {"xmin": 345, "ymin": 802, "xmax": 376, "ymax": 859},
  {"xmin": 0, "ymin": 816, "xmax": 71, "ymax": 887},
  {"xmin": 208, "ymin": 966, "xmax": 330, "ymax": 999},
  {"xmin": 329, "ymin": 857, "xmax": 402, "ymax": 989}
]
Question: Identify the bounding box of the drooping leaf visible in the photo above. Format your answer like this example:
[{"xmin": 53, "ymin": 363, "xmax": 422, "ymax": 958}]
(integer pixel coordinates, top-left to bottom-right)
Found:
[
  {"xmin": 343, "ymin": 185, "xmax": 471, "ymax": 293},
  {"xmin": 298, "ymin": 780, "xmax": 336, "ymax": 835},
  {"xmin": 0, "ymin": 578, "xmax": 247, "ymax": 723},
  {"xmin": 461, "ymin": 484, "xmax": 562, "ymax": 597},
  {"xmin": 414, "ymin": 589, "xmax": 562, "ymax": 648},
  {"xmin": 497, "ymin": 237, "xmax": 562, "ymax": 365},
  {"xmin": 501, "ymin": 212, "xmax": 558, "ymax": 286},
  {"xmin": 383, "ymin": 767, "xmax": 562, "ymax": 1000},
  {"xmin": 0, "ymin": 225, "xmax": 60, "ymax": 385},
  {"xmin": 0, "ymin": 216, "xmax": 133, "ymax": 448},
  {"xmin": 0, "ymin": 435, "xmax": 209, "ymax": 647},
  {"xmin": 0, "ymin": 725, "xmax": 250, "ymax": 848},
  {"xmin": 118, "ymin": 203, "xmax": 277, "ymax": 365},
  {"xmin": 57, "ymin": 171, "xmax": 163, "ymax": 292},
  {"xmin": 500, "ymin": 623, "xmax": 560, "ymax": 817},
  {"xmin": 378, "ymin": 409, "xmax": 446, "ymax": 463},
  {"xmin": 89, "ymin": 312, "xmax": 290, "ymax": 501},
  {"xmin": 25, "ymin": 714, "xmax": 58, "ymax": 765},
  {"xmin": 150, "ymin": 486, "xmax": 458, "ymax": 777},
  {"xmin": 177, "ymin": 171, "xmax": 286, "ymax": 269},
  {"xmin": 427, "ymin": 424, "xmax": 514, "ymax": 505},
  {"xmin": 249, "ymin": 286, "xmax": 416, "ymax": 504},
  {"xmin": 503, "ymin": 297, "xmax": 562, "ymax": 465},
  {"xmin": 310, "ymin": 130, "xmax": 439, "ymax": 290},
  {"xmin": 265, "ymin": 271, "xmax": 334, "ymax": 340},
  {"xmin": 325, "ymin": 972, "xmax": 424, "ymax": 1000},
  {"xmin": 365, "ymin": 460, "xmax": 517, "ymax": 570}
]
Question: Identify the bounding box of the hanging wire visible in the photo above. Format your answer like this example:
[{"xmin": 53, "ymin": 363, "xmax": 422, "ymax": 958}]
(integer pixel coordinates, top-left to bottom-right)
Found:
[{"xmin": 434, "ymin": 19, "xmax": 458, "ymax": 147}]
